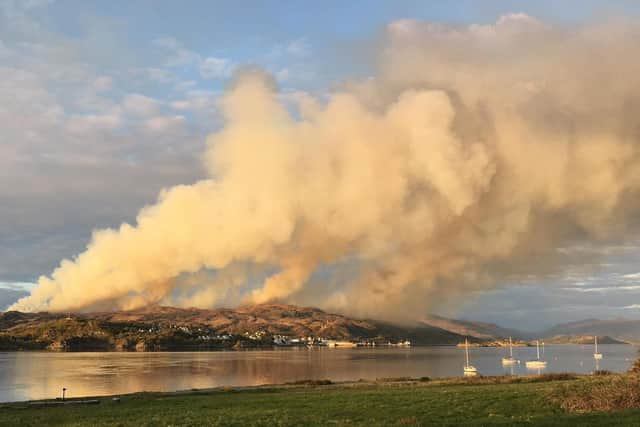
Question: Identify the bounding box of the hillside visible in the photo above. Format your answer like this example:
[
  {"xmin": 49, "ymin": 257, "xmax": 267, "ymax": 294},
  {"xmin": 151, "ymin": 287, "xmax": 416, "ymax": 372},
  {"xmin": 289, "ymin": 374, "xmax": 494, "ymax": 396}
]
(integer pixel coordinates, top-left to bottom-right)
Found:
[
  {"xmin": 0, "ymin": 304, "xmax": 473, "ymax": 351},
  {"xmin": 542, "ymin": 318, "xmax": 640, "ymax": 344},
  {"xmin": 420, "ymin": 315, "xmax": 524, "ymax": 341},
  {"xmin": 543, "ymin": 335, "xmax": 627, "ymax": 345},
  {"xmin": 2, "ymin": 304, "xmax": 635, "ymax": 351}
]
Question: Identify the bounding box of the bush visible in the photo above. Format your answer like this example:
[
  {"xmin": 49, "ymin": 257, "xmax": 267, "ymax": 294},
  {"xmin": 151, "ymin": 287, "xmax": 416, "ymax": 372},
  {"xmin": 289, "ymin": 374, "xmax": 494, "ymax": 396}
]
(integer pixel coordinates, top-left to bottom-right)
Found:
[
  {"xmin": 629, "ymin": 350, "xmax": 640, "ymax": 374},
  {"xmin": 286, "ymin": 379, "xmax": 332, "ymax": 386},
  {"xmin": 450, "ymin": 373, "xmax": 575, "ymax": 386},
  {"xmin": 553, "ymin": 375, "xmax": 640, "ymax": 413},
  {"xmin": 531, "ymin": 373, "xmax": 576, "ymax": 382},
  {"xmin": 592, "ymin": 370, "xmax": 612, "ymax": 376},
  {"xmin": 376, "ymin": 377, "xmax": 413, "ymax": 383}
]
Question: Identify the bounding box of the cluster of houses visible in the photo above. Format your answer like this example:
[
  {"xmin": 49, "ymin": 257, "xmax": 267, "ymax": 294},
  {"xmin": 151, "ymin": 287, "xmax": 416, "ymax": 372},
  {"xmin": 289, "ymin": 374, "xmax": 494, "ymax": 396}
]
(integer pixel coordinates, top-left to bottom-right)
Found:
[
  {"xmin": 271, "ymin": 334, "xmax": 411, "ymax": 348},
  {"xmin": 119, "ymin": 324, "xmax": 411, "ymax": 347}
]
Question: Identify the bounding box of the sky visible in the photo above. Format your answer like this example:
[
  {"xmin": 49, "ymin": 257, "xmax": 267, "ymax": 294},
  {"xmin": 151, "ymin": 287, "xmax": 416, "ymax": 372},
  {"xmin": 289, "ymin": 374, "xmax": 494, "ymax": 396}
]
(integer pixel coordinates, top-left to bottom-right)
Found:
[{"xmin": 3, "ymin": 0, "xmax": 640, "ymax": 329}]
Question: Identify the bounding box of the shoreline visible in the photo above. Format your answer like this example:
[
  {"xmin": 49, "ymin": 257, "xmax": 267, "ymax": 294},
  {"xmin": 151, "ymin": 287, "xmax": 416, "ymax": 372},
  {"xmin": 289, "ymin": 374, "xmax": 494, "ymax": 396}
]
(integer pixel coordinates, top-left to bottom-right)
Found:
[
  {"xmin": 0, "ymin": 373, "xmax": 586, "ymax": 405},
  {"xmin": 3, "ymin": 373, "xmax": 640, "ymax": 426},
  {"xmin": 0, "ymin": 341, "xmax": 633, "ymax": 353}
]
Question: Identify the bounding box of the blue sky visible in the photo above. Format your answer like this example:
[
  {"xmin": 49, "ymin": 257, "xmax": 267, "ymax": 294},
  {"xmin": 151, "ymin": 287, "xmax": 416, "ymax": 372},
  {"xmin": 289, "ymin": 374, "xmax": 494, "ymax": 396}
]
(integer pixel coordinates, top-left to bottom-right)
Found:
[{"xmin": 3, "ymin": 0, "xmax": 640, "ymax": 328}]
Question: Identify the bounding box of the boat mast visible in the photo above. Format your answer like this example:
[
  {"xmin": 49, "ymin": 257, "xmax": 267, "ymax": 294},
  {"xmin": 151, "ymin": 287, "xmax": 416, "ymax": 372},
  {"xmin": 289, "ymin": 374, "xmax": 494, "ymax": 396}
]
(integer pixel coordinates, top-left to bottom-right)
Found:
[
  {"xmin": 509, "ymin": 337, "xmax": 513, "ymax": 358},
  {"xmin": 465, "ymin": 338, "xmax": 470, "ymax": 367},
  {"xmin": 536, "ymin": 340, "xmax": 540, "ymax": 360},
  {"xmin": 595, "ymin": 336, "xmax": 598, "ymax": 353}
]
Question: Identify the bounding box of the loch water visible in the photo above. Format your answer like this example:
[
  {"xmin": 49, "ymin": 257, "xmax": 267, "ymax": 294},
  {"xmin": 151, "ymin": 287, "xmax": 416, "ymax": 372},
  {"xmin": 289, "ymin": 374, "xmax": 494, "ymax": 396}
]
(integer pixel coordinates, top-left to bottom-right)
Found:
[{"xmin": 0, "ymin": 344, "xmax": 636, "ymax": 402}]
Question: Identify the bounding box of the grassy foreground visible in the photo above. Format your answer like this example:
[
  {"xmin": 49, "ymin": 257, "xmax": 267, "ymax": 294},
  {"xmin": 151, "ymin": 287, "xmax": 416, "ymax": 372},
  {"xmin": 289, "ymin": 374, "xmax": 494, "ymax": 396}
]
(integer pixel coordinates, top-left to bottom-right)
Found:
[{"xmin": 1, "ymin": 377, "xmax": 639, "ymax": 426}]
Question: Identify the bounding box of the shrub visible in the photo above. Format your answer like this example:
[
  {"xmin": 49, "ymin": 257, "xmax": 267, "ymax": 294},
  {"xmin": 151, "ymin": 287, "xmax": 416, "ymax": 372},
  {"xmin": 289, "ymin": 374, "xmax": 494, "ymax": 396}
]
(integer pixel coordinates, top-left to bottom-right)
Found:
[
  {"xmin": 531, "ymin": 373, "xmax": 575, "ymax": 382},
  {"xmin": 629, "ymin": 350, "xmax": 640, "ymax": 374},
  {"xmin": 553, "ymin": 375, "xmax": 640, "ymax": 413},
  {"xmin": 286, "ymin": 379, "xmax": 332, "ymax": 386},
  {"xmin": 376, "ymin": 377, "xmax": 413, "ymax": 383}
]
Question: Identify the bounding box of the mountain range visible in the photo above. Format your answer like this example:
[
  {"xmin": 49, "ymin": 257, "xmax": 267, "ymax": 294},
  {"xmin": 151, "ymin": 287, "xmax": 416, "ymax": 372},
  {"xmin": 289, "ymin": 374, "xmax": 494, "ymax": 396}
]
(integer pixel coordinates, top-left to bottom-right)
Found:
[{"xmin": 0, "ymin": 303, "xmax": 635, "ymax": 351}]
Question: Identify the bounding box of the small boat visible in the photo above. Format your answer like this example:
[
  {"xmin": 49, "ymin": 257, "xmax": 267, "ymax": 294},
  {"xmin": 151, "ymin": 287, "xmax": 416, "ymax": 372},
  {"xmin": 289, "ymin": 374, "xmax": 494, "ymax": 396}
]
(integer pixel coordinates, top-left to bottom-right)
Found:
[
  {"xmin": 333, "ymin": 341, "xmax": 357, "ymax": 348},
  {"xmin": 525, "ymin": 340, "xmax": 547, "ymax": 369},
  {"xmin": 593, "ymin": 336, "xmax": 603, "ymax": 360},
  {"xmin": 501, "ymin": 337, "xmax": 518, "ymax": 365},
  {"xmin": 463, "ymin": 338, "xmax": 478, "ymax": 376}
]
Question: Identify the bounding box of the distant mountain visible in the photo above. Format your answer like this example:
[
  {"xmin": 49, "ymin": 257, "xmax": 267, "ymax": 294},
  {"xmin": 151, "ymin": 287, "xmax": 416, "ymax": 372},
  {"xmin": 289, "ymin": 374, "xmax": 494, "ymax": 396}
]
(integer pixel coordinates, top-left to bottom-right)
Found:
[
  {"xmin": 543, "ymin": 335, "xmax": 627, "ymax": 345},
  {"xmin": 420, "ymin": 315, "xmax": 525, "ymax": 341},
  {"xmin": 542, "ymin": 319, "xmax": 640, "ymax": 344}
]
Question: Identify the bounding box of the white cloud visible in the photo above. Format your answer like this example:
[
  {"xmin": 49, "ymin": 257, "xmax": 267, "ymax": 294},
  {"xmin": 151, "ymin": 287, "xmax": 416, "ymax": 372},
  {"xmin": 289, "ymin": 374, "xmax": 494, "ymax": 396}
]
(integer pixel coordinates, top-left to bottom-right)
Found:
[
  {"xmin": 153, "ymin": 36, "xmax": 233, "ymax": 82},
  {"xmin": 0, "ymin": 281, "xmax": 36, "ymax": 291},
  {"xmin": 92, "ymin": 76, "xmax": 113, "ymax": 92},
  {"xmin": 152, "ymin": 36, "xmax": 181, "ymax": 50},
  {"xmin": 269, "ymin": 38, "xmax": 311, "ymax": 60},
  {"xmin": 285, "ymin": 38, "xmax": 310, "ymax": 57},
  {"xmin": 199, "ymin": 56, "xmax": 233, "ymax": 79},
  {"xmin": 562, "ymin": 285, "xmax": 640, "ymax": 293},
  {"xmin": 144, "ymin": 67, "xmax": 175, "ymax": 83},
  {"xmin": 153, "ymin": 36, "xmax": 201, "ymax": 68},
  {"xmin": 66, "ymin": 113, "xmax": 122, "ymax": 134},
  {"xmin": 276, "ymin": 67, "xmax": 290, "ymax": 81},
  {"xmin": 142, "ymin": 115, "xmax": 185, "ymax": 133},
  {"xmin": 0, "ymin": 3, "xmax": 211, "ymax": 286},
  {"xmin": 122, "ymin": 93, "xmax": 161, "ymax": 117},
  {"xmin": 170, "ymin": 91, "xmax": 219, "ymax": 113},
  {"xmin": 174, "ymin": 80, "xmax": 197, "ymax": 91}
]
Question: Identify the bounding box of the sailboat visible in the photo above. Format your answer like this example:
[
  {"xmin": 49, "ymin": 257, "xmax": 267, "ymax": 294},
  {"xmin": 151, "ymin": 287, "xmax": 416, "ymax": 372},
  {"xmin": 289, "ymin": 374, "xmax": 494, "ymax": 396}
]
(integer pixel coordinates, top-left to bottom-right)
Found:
[
  {"xmin": 525, "ymin": 340, "xmax": 547, "ymax": 369},
  {"xmin": 501, "ymin": 337, "xmax": 518, "ymax": 365},
  {"xmin": 463, "ymin": 338, "xmax": 478, "ymax": 376},
  {"xmin": 593, "ymin": 336, "xmax": 603, "ymax": 360}
]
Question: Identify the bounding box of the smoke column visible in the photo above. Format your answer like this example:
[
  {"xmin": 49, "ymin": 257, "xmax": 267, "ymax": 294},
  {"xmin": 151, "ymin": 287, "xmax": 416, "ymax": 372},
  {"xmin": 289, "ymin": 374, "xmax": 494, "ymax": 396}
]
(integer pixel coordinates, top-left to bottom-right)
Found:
[{"xmin": 11, "ymin": 14, "xmax": 640, "ymax": 319}]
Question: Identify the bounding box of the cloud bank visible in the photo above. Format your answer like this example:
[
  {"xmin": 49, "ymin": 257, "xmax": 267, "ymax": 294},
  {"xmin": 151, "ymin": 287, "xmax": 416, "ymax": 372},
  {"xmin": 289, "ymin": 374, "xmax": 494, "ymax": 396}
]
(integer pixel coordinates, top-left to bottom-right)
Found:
[{"xmin": 11, "ymin": 14, "xmax": 640, "ymax": 320}]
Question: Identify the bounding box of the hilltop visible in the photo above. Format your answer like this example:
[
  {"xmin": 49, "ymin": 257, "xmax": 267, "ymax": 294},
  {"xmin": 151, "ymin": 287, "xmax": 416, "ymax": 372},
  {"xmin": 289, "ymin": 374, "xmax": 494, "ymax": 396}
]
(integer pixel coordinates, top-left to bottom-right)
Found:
[
  {"xmin": 542, "ymin": 318, "xmax": 640, "ymax": 344},
  {"xmin": 420, "ymin": 314, "xmax": 524, "ymax": 341},
  {"xmin": 0, "ymin": 304, "xmax": 634, "ymax": 351},
  {"xmin": 542, "ymin": 335, "xmax": 627, "ymax": 345},
  {"xmin": 0, "ymin": 303, "xmax": 478, "ymax": 351}
]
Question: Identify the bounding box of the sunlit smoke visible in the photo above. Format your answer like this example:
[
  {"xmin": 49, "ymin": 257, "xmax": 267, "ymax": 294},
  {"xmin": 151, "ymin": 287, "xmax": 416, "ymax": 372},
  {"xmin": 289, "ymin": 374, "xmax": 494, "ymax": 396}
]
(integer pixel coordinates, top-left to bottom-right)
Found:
[{"xmin": 11, "ymin": 14, "xmax": 640, "ymax": 320}]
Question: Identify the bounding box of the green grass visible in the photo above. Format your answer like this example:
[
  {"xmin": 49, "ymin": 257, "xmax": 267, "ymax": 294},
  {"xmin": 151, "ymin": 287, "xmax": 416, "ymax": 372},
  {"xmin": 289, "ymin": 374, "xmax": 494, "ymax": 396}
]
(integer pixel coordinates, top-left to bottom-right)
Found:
[{"xmin": 1, "ymin": 377, "xmax": 639, "ymax": 426}]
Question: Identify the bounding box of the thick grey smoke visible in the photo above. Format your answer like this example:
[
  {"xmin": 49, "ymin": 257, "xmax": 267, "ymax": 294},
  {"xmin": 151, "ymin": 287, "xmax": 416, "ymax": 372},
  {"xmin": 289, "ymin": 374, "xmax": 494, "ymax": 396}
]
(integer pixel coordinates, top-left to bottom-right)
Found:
[{"xmin": 11, "ymin": 14, "xmax": 640, "ymax": 320}]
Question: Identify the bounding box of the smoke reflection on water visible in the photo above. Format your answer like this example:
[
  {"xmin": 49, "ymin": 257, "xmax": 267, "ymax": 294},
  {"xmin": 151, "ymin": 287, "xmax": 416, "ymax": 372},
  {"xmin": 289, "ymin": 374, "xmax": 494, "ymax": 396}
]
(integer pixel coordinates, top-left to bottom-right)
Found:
[{"xmin": 0, "ymin": 345, "xmax": 636, "ymax": 402}]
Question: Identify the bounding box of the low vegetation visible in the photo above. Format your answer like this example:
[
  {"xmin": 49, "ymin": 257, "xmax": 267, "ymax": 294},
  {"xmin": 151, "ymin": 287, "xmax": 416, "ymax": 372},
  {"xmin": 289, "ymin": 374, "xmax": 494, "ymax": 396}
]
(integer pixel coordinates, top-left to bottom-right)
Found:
[
  {"xmin": 2, "ymin": 374, "xmax": 640, "ymax": 426},
  {"xmin": 553, "ymin": 374, "xmax": 640, "ymax": 413},
  {"xmin": 551, "ymin": 352, "xmax": 640, "ymax": 413}
]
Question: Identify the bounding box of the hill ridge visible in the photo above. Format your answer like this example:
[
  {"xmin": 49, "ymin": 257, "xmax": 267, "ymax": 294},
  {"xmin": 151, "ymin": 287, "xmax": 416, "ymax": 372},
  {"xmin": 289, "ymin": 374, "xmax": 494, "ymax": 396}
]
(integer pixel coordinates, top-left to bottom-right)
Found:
[{"xmin": 1, "ymin": 303, "xmax": 637, "ymax": 350}]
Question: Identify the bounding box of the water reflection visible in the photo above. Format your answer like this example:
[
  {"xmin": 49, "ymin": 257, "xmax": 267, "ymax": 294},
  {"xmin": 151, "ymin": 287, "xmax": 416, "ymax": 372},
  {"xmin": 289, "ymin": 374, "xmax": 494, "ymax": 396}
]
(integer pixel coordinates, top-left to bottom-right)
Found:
[{"xmin": 0, "ymin": 344, "xmax": 636, "ymax": 402}]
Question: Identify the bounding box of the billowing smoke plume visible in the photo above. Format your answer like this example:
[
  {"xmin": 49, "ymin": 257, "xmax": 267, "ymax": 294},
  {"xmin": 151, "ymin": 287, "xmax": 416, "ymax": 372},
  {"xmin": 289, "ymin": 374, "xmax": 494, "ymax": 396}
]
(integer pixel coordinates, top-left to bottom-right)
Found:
[{"xmin": 11, "ymin": 14, "xmax": 640, "ymax": 319}]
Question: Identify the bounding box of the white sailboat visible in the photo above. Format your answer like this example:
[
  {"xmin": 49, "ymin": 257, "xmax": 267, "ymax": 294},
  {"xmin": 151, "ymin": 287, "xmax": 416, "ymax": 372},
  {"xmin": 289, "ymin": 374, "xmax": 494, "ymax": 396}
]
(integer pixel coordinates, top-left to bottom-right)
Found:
[
  {"xmin": 525, "ymin": 340, "xmax": 547, "ymax": 369},
  {"xmin": 463, "ymin": 338, "xmax": 478, "ymax": 376},
  {"xmin": 501, "ymin": 337, "xmax": 518, "ymax": 365},
  {"xmin": 593, "ymin": 336, "xmax": 603, "ymax": 360}
]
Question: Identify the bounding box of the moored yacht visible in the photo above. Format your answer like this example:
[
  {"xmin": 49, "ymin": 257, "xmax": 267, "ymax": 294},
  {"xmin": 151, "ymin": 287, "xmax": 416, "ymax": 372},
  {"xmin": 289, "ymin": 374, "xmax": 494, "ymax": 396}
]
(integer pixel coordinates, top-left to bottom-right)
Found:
[
  {"xmin": 593, "ymin": 336, "xmax": 603, "ymax": 360},
  {"xmin": 501, "ymin": 337, "xmax": 518, "ymax": 365},
  {"xmin": 463, "ymin": 338, "xmax": 478, "ymax": 376},
  {"xmin": 525, "ymin": 340, "xmax": 547, "ymax": 369}
]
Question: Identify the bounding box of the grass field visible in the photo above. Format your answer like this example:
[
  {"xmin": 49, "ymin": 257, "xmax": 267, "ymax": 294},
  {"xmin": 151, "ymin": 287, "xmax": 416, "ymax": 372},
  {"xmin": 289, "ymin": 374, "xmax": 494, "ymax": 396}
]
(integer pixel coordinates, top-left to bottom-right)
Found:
[{"xmin": 1, "ymin": 376, "xmax": 639, "ymax": 426}]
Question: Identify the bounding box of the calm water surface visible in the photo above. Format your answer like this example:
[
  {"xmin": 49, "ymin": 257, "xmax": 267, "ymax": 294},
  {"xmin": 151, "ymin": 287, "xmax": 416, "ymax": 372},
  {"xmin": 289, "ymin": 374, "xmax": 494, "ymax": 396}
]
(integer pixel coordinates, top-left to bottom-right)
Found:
[{"xmin": 0, "ymin": 344, "xmax": 636, "ymax": 402}]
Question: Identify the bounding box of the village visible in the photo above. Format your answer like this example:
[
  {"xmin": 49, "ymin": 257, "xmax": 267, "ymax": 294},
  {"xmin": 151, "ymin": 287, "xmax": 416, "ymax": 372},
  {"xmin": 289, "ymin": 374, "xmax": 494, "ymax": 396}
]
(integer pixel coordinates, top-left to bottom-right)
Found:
[
  {"xmin": 163, "ymin": 324, "xmax": 412, "ymax": 348},
  {"xmin": 127, "ymin": 323, "xmax": 412, "ymax": 348}
]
